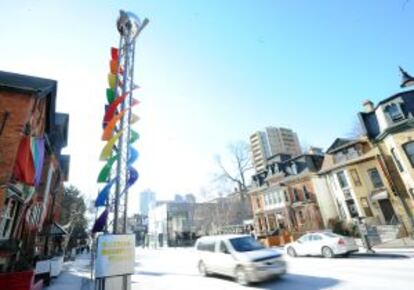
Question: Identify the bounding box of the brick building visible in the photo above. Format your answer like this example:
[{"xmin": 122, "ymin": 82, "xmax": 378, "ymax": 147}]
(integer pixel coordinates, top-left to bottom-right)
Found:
[{"xmin": 0, "ymin": 71, "xmax": 69, "ymax": 273}]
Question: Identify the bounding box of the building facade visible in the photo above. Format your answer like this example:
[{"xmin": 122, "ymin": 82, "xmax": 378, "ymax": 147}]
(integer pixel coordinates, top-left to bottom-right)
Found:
[
  {"xmin": 249, "ymin": 153, "xmax": 325, "ymax": 242},
  {"xmin": 250, "ymin": 127, "xmax": 301, "ymax": 172},
  {"xmin": 0, "ymin": 71, "xmax": 70, "ymax": 272},
  {"xmin": 359, "ymin": 91, "xmax": 414, "ymax": 234},
  {"xmin": 139, "ymin": 190, "xmax": 156, "ymax": 215},
  {"xmin": 148, "ymin": 201, "xmax": 217, "ymax": 247}
]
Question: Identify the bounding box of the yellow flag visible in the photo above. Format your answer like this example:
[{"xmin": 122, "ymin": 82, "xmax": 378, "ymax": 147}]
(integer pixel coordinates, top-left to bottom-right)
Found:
[
  {"xmin": 99, "ymin": 128, "xmax": 125, "ymax": 160},
  {"xmin": 108, "ymin": 73, "xmax": 117, "ymax": 89}
]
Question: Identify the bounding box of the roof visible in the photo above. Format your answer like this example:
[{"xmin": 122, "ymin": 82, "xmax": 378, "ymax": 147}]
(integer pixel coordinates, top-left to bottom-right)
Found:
[
  {"xmin": 373, "ymin": 89, "xmax": 414, "ymax": 109},
  {"xmin": 326, "ymin": 138, "xmax": 357, "ymax": 154},
  {"xmin": 41, "ymin": 222, "xmax": 69, "ymax": 236},
  {"xmin": 0, "ymin": 70, "xmax": 57, "ymax": 98},
  {"xmin": 318, "ymin": 149, "xmax": 377, "ymax": 174}
]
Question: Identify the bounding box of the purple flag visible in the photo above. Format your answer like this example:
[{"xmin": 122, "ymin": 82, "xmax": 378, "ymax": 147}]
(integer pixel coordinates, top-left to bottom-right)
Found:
[
  {"xmin": 32, "ymin": 137, "xmax": 45, "ymax": 186},
  {"xmin": 92, "ymin": 209, "xmax": 109, "ymax": 233}
]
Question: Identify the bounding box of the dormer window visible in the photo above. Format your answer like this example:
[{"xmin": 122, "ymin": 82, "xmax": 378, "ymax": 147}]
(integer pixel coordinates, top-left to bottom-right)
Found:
[{"xmin": 386, "ymin": 103, "xmax": 405, "ymax": 122}]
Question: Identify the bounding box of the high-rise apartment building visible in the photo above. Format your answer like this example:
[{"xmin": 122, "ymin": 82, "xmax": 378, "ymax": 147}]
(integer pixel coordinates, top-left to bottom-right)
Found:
[
  {"xmin": 139, "ymin": 190, "xmax": 156, "ymax": 215},
  {"xmin": 250, "ymin": 127, "xmax": 301, "ymax": 172}
]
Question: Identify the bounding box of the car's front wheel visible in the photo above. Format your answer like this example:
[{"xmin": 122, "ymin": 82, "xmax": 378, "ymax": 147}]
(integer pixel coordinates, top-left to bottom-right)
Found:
[
  {"xmin": 235, "ymin": 266, "xmax": 249, "ymax": 286},
  {"xmin": 198, "ymin": 261, "xmax": 209, "ymax": 276},
  {"xmin": 322, "ymin": 246, "xmax": 334, "ymax": 258},
  {"xmin": 287, "ymin": 246, "xmax": 297, "ymax": 257}
]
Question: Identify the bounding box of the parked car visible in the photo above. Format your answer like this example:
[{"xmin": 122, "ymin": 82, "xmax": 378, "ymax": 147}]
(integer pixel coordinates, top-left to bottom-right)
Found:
[
  {"xmin": 194, "ymin": 234, "xmax": 286, "ymax": 285},
  {"xmin": 285, "ymin": 232, "xmax": 359, "ymax": 258}
]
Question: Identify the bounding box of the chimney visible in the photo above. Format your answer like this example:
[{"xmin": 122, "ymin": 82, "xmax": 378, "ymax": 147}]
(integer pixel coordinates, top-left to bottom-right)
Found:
[{"xmin": 363, "ymin": 100, "xmax": 374, "ymax": 113}]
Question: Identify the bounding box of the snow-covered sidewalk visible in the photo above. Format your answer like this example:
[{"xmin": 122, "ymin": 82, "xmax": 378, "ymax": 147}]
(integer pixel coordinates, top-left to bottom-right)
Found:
[{"xmin": 45, "ymin": 253, "xmax": 93, "ymax": 290}]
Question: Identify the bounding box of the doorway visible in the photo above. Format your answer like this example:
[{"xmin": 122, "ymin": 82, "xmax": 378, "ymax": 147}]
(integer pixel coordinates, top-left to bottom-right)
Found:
[{"xmin": 378, "ymin": 199, "xmax": 396, "ymax": 224}]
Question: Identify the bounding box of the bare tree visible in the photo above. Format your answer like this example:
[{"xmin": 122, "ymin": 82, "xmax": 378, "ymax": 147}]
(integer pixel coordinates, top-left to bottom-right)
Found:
[
  {"xmin": 346, "ymin": 119, "xmax": 365, "ymax": 139},
  {"xmin": 215, "ymin": 141, "xmax": 252, "ymax": 193}
]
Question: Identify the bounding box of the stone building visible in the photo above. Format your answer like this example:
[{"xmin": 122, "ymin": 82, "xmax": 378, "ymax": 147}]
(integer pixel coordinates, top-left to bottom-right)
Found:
[{"xmin": 358, "ymin": 90, "xmax": 414, "ymax": 235}]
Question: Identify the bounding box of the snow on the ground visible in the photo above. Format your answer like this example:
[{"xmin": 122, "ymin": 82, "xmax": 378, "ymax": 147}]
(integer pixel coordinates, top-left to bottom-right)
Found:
[
  {"xmin": 131, "ymin": 247, "xmax": 414, "ymax": 290},
  {"xmin": 45, "ymin": 254, "xmax": 92, "ymax": 290}
]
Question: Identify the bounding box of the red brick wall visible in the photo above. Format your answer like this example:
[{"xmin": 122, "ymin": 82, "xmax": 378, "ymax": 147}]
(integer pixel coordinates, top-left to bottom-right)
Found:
[{"xmin": 0, "ymin": 91, "xmax": 34, "ymax": 185}]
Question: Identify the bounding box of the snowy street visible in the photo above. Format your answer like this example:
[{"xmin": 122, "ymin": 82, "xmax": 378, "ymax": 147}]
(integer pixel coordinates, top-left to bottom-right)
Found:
[{"xmin": 130, "ymin": 247, "xmax": 414, "ymax": 290}]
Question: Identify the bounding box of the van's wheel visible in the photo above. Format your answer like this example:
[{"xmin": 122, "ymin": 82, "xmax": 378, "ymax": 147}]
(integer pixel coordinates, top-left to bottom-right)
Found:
[
  {"xmin": 287, "ymin": 247, "xmax": 297, "ymax": 257},
  {"xmin": 235, "ymin": 266, "xmax": 249, "ymax": 286},
  {"xmin": 198, "ymin": 261, "xmax": 209, "ymax": 276},
  {"xmin": 322, "ymin": 246, "xmax": 334, "ymax": 258}
]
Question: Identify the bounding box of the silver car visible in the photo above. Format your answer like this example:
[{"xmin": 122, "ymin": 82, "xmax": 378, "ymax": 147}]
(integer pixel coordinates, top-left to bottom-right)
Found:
[
  {"xmin": 285, "ymin": 232, "xmax": 359, "ymax": 258},
  {"xmin": 195, "ymin": 234, "xmax": 286, "ymax": 285}
]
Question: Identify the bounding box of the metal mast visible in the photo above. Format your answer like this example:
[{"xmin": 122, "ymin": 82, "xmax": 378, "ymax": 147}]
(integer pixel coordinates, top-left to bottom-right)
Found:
[{"xmin": 113, "ymin": 11, "xmax": 148, "ymax": 234}]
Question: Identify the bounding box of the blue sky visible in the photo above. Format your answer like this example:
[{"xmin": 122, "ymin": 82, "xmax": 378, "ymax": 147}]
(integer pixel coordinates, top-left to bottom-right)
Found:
[{"xmin": 1, "ymin": 1, "xmax": 414, "ymax": 212}]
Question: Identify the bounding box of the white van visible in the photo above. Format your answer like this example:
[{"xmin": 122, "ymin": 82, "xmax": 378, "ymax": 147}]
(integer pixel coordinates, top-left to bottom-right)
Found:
[{"xmin": 194, "ymin": 234, "xmax": 286, "ymax": 285}]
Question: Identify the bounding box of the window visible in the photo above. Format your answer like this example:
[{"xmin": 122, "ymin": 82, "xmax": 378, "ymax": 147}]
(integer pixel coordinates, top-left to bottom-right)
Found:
[
  {"xmin": 386, "ymin": 103, "xmax": 404, "ymax": 122},
  {"xmin": 229, "ymin": 236, "xmax": 264, "ymax": 252},
  {"xmin": 298, "ymin": 210, "xmax": 305, "ymax": 224},
  {"xmin": 219, "ymin": 241, "xmax": 229, "ymax": 254},
  {"xmin": 303, "ymin": 186, "xmax": 310, "ymax": 200},
  {"xmin": 276, "ymin": 192, "xmax": 282, "ymax": 203},
  {"xmin": 346, "ymin": 199, "xmax": 359, "ymax": 218},
  {"xmin": 350, "ymin": 169, "xmax": 362, "ymax": 186},
  {"xmin": 404, "ymin": 142, "xmax": 414, "ymax": 167},
  {"xmin": 311, "ymin": 234, "xmax": 323, "ymax": 241},
  {"xmin": 336, "ymin": 171, "xmax": 348, "ymax": 189},
  {"xmin": 391, "ymin": 148, "xmax": 404, "ymax": 172},
  {"xmin": 298, "ymin": 234, "xmax": 311, "ymax": 243},
  {"xmin": 197, "ymin": 241, "xmax": 216, "ymax": 252},
  {"xmin": 0, "ymin": 198, "xmax": 18, "ymax": 240},
  {"xmin": 293, "ymin": 188, "xmax": 300, "ymax": 202},
  {"xmin": 368, "ymin": 168, "xmax": 384, "ymax": 188}
]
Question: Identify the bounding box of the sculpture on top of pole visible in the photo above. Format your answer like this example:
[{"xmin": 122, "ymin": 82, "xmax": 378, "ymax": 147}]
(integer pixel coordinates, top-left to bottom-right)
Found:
[{"xmin": 93, "ymin": 10, "xmax": 148, "ymax": 234}]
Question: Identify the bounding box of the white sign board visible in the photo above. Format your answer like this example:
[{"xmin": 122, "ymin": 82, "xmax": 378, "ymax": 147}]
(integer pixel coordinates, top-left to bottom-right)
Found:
[
  {"xmin": 35, "ymin": 260, "xmax": 50, "ymax": 274},
  {"xmin": 95, "ymin": 234, "xmax": 135, "ymax": 278}
]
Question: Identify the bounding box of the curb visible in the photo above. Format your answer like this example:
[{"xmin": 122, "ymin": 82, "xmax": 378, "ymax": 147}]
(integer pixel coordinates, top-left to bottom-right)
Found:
[{"xmin": 349, "ymin": 253, "xmax": 410, "ymax": 259}]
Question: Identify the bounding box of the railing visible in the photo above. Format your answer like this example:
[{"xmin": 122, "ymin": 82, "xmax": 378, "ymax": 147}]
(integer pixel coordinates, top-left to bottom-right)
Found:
[{"xmin": 388, "ymin": 214, "xmax": 399, "ymax": 225}]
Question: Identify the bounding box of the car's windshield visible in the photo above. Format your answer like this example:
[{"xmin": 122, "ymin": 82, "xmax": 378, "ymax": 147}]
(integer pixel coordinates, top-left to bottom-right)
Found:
[{"xmin": 229, "ymin": 237, "xmax": 265, "ymax": 252}]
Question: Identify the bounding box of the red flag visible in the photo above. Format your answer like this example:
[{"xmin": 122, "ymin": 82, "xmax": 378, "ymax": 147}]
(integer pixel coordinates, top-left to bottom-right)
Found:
[
  {"xmin": 111, "ymin": 47, "xmax": 119, "ymax": 60},
  {"xmin": 13, "ymin": 136, "xmax": 35, "ymax": 185},
  {"xmin": 103, "ymin": 94, "xmax": 127, "ymax": 124}
]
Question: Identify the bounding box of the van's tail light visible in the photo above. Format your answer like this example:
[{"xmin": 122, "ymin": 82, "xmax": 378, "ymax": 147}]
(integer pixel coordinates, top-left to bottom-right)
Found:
[{"xmin": 338, "ymin": 238, "xmax": 346, "ymax": 245}]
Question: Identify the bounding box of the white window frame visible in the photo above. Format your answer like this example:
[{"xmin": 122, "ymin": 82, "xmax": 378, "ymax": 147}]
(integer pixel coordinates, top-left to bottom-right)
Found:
[{"xmin": 0, "ymin": 198, "xmax": 18, "ymax": 240}]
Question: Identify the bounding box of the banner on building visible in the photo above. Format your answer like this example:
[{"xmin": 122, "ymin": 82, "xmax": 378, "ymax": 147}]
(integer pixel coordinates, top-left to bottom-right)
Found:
[{"xmin": 95, "ymin": 234, "xmax": 135, "ymax": 278}]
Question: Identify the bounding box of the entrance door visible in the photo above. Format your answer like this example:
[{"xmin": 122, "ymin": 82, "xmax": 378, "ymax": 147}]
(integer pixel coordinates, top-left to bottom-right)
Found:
[{"xmin": 378, "ymin": 199, "xmax": 396, "ymax": 224}]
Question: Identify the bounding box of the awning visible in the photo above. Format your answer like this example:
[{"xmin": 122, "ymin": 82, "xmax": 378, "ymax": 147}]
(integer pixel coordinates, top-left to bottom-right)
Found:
[
  {"xmin": 370, "ymin": 190, "xmax": 388, "ymax": 201},
  {"xmin": 42, "ymin": 222, "xmax": 68, "ymax": 236}
]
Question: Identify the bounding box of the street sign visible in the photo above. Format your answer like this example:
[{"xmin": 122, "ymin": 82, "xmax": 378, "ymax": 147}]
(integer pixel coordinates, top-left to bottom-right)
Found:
[{"xmin": 95, "ymin": 234, "xmax": 135, "ymax": 278}]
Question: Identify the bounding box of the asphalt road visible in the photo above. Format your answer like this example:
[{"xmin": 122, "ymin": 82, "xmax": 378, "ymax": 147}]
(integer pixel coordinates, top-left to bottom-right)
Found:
[{"xmin": 131, "ymin": 247, "xmax": 414, "ymax": 290}]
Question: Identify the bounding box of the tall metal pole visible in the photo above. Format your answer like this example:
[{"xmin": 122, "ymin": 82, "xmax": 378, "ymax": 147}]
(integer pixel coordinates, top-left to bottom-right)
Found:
[{"xmin": 112, "ymin": 11, "xmax": 148, "ymax": 236}]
